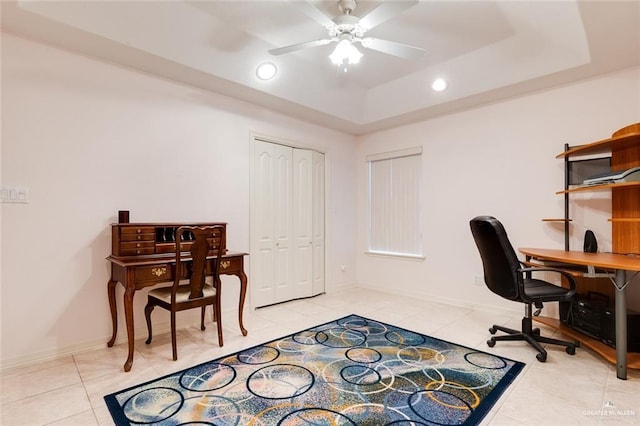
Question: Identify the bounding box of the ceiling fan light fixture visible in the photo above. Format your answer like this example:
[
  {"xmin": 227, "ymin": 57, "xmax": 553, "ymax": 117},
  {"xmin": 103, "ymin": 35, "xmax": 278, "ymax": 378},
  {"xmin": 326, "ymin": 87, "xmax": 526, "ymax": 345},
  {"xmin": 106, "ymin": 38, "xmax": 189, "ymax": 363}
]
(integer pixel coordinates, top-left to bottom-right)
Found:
[
  {"xmin": 256, "ymin": 62, "xmax": 278, "ymax": 80},
  {"xmin": 329, "ymin": 39, "xmax": 362, "ymax": 66}
]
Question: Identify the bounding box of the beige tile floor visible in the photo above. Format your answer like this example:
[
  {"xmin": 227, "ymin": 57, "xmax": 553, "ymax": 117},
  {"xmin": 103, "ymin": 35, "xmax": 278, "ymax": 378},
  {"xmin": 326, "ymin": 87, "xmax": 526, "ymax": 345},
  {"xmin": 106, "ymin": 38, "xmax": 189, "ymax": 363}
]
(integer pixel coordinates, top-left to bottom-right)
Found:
[{"xmin": 2, "ymin": 287, "xmax": 639, "ymax": 425}]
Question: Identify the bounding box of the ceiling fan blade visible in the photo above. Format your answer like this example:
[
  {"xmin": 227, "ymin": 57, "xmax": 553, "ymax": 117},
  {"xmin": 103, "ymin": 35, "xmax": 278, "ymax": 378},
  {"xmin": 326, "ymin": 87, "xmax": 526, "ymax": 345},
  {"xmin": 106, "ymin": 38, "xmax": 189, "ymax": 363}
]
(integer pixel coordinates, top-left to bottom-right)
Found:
[
  {"xmin": 269, "ymin": 39, "xmax": 333, "ymax": 56},
  {"xmin": 358, "ymin": 0, "xmax": 419, "ymax": 30},
  {"xmin": 293, "ymin": 1, "xmax": 336, "ymax": 28},
  {"xmin": 361, "ymin": 38, "xmax": 425, "ymax": 60}
]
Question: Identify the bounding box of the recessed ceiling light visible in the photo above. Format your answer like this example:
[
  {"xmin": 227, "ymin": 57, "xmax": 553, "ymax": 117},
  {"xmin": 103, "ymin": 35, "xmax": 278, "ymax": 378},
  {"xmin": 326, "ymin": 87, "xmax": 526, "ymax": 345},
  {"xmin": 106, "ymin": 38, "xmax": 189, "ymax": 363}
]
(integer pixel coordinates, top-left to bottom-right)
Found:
[
  {"xmin": 431, "ymin": 78, "xmax": 447, "ymax": 92},
  {"xmin": 256, "ymin": 62, "xmax": 277, "ymax": 80}
]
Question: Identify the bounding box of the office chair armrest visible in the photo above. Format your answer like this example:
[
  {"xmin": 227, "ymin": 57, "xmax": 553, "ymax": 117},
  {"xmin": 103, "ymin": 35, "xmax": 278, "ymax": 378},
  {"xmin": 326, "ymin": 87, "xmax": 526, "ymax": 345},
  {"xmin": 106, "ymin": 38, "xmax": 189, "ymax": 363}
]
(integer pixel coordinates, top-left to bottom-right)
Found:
[{"xmin": 518, "ymin": 266, "xmax": 578, "ymax": 295}]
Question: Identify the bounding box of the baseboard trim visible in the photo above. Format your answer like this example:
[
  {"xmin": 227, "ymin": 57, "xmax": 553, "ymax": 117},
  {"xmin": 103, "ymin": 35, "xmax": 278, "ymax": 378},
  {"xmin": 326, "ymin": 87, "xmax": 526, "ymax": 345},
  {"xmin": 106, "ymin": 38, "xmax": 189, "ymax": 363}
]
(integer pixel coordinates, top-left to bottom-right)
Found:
[
  {"xmin": 355, "ymin": 283, "xmax": 522, "ymax": 316},
  {"xmin": 0, "ymin": 309, "xmax": 231, "ymax": 373}
]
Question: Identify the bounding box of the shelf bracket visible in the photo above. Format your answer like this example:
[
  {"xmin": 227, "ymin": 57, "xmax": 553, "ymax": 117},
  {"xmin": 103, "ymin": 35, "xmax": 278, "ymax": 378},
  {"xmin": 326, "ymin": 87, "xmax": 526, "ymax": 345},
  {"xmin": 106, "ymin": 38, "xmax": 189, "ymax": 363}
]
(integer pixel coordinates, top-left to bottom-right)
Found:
[
  {"xmin": 608, "ymin": 270, "xmax": 638, "ymax": 292},
  {"xmin": 583, "ymin": 265, "xmax": 614, "ymax": 279}
]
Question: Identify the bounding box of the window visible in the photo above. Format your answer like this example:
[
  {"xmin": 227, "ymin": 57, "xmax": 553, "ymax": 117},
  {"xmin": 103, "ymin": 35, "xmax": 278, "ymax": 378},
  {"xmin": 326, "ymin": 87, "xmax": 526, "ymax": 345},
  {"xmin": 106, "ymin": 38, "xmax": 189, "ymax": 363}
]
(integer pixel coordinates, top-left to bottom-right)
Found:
[{"xmin": 367, "ymin": 147, "xmax": 423, "ymax": 258}]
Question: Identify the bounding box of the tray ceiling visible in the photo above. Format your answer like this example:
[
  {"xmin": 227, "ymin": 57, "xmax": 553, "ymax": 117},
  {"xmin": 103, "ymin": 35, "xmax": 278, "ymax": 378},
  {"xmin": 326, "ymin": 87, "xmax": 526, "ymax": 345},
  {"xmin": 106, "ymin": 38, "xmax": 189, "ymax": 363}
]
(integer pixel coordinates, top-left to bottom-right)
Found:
[{"xmin": 2, "ymin": 1, "xmax": 639, "ymax": 135}]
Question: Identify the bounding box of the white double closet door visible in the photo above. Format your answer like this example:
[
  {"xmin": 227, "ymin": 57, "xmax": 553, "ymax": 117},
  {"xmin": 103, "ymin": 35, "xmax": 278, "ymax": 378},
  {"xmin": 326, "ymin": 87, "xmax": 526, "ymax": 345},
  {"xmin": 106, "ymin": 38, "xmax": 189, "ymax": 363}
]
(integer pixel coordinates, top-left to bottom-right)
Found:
[{"xmin": 252, "ymin": 138, "xmax": 325, "ymax": 308}]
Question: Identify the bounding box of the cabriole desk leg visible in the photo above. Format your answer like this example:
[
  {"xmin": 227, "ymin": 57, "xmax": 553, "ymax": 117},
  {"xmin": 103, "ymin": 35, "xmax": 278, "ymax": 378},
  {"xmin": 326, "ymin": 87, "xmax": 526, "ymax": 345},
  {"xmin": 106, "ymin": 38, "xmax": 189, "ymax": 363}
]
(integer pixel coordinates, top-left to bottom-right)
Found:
[
  {"xmin": 238, "ymin": 270, "xmax": 248, "ymax": 336},
  {"xmin": 614, "ymin": 269, "xmax": 627, "ymax": 380},
  {"xmin": 123, "ymin": 286, "xmax": 136, "ymax": 372},
  {"xmin": 107, "ymin": 279, "xmax": 118, "ymax": 347}
]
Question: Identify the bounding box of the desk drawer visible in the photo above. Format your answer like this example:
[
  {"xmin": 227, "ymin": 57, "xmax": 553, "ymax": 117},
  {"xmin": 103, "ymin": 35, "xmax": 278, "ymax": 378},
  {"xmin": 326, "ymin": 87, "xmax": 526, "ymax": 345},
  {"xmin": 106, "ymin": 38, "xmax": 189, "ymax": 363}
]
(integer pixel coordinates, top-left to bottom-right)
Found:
[
  {"xmin": 120, "ymin": 226, "xmax": 155, "ymax": 235},
  {"xmin": 119, "ymin": 241, "xmax": 156, "ymax": 256},
  {"xmin": 156, "ymin": 240, "xmax": 223, "ymax": 255},
  {"xmin": 135, "ymin": 264, "xmax": 172, "ymax": 283},
  {"xmin": 121, "ymin": 232, "xmax": 155, "ymax": 242},
  {"xmin": 219, "ymin": 256, "xmax": 242, "ymax": 274},
  {"xmin": 120, "ymin": 248, "xmax": 156, "ymax": 256},
  {"xmin": 120, "ymin": 241, "xmax": 155, "ymax": 250}
]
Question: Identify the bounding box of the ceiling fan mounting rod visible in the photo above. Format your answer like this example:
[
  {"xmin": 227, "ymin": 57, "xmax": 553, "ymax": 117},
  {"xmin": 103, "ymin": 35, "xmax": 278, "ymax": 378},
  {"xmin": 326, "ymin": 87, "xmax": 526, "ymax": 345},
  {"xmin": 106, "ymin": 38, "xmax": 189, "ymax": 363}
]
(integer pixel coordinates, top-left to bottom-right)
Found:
[
  {"xmin": 338, "ymin": 0, "xmax": 357, "ymax": 16},
  {"xmin": 331, "ymin": 0, "xmax": 363, "ymax": 38}
]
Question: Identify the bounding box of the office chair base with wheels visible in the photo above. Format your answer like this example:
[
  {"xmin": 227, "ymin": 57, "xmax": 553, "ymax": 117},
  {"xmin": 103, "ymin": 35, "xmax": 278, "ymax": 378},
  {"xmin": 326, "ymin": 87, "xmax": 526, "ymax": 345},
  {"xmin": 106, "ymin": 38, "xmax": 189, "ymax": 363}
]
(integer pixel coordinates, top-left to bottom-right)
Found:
[{"xmin": 486, "ymin": 304, "xmax": 577, "ymax": 362}]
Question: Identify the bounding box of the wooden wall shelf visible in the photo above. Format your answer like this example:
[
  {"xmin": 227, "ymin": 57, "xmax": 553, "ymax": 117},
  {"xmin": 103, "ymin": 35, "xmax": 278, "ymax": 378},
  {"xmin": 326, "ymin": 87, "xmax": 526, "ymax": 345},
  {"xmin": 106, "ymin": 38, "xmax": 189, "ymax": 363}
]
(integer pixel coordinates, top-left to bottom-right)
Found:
[
  {"xmin": 556, "ymin": 125, "xmax": 640, "ymax": 159},
  {"xmin": 556, "ymin": 181, "xmax": 640, "ymax": 195}
]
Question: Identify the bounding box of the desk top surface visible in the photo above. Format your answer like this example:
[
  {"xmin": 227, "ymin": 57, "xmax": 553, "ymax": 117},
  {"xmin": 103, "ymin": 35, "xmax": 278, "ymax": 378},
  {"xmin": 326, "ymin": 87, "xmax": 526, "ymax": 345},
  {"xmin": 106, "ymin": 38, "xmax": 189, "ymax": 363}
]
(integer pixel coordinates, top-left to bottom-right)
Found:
[
  {"xmin": 107, "ymin": 251, "xmax": 248, "ymax": 267},
  {"xmin": 519, "ymin": 248, "xmax": 640, "ymax": 271}
]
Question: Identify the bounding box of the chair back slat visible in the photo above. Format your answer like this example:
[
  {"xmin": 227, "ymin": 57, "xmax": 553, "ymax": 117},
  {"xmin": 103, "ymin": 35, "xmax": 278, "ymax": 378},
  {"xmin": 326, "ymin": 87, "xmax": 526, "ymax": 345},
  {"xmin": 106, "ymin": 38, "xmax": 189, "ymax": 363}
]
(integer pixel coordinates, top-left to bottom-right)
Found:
[{"xmin": 174, "ymin": 225, "xmax": 225, "ymax": 302}]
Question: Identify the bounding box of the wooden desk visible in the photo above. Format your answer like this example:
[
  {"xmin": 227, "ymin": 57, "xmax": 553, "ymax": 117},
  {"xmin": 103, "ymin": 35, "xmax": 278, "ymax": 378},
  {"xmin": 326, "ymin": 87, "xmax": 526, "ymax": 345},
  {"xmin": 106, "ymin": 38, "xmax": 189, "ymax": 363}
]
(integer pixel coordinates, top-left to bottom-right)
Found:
[
  {"xmin": 106, "ymin": 252, "xmax": 248, "ymax": 372},
  {"xmin": 519, "ymin": 247, "xmax": 640, "ymax": 379}
]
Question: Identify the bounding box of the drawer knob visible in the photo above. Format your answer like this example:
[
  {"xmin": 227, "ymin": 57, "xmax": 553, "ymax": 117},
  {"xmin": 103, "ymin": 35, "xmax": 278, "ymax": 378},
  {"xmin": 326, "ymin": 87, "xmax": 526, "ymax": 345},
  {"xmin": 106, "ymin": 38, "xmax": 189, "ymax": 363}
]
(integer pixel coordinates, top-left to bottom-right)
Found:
[
  {"xmin": 137, "ymin": 229, "xmax": 142, "ymax": 234},
  {"xmin": 221, "ymin": 261, "xmax": 231, "ymax": 270}
]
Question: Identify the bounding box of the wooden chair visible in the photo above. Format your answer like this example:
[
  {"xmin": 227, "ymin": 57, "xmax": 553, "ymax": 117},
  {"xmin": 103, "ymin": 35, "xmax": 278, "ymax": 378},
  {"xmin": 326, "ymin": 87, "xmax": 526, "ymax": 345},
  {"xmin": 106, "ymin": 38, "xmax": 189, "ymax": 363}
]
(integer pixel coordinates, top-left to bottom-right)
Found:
[{"xmin": 144, "ymin": 225, "xmax": 224, "ymax": 360}]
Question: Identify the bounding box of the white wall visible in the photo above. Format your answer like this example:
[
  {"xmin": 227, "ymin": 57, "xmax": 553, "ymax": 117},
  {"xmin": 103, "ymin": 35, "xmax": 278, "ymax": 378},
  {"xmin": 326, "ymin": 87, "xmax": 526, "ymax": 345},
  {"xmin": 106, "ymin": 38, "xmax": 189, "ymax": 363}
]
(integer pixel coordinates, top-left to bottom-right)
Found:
[
  {"xmin": 3, "ymin": 31, "xmax": 639, "ymax": 369},
  {"xmin": 0, "ymin": 33, "xmax": 358, "ymax": 367},
  {"xmin": 356, "ymin": 66, "xmax": 640, "ymax": 311}
]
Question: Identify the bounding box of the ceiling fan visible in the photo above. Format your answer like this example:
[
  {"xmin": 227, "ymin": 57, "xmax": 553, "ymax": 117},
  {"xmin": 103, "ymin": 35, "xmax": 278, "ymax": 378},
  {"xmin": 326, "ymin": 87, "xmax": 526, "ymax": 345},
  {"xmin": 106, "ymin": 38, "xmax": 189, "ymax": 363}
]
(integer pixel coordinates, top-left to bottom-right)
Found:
[{"xmin": 268, "ymin": 0, "xmax": 424, "ymax": 68}]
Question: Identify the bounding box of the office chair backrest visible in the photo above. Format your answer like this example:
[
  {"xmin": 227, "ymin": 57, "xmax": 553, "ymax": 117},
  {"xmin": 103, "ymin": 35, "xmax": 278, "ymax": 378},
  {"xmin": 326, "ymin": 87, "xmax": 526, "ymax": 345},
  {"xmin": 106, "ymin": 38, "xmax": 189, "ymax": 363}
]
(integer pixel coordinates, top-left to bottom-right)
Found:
[{"xmin": 469, "ymin": 216, "xmax": 522, "ymax": 301}]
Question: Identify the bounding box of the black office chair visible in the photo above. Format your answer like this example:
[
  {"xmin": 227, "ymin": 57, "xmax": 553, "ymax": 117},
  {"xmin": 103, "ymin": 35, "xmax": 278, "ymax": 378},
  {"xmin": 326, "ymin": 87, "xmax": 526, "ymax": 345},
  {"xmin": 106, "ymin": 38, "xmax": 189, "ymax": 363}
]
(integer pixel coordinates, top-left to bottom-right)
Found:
[{"xmin": 470, "ymin": 216, "xmax": 579, "ymax": 362}]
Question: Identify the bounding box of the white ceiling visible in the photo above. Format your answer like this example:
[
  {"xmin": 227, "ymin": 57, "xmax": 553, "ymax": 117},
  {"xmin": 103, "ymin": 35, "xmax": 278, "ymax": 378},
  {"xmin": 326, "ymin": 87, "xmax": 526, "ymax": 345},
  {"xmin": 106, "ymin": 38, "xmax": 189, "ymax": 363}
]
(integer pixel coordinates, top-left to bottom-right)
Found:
[{"xmin": 2, "ymin": 1, "xmax": 639, "ymax": 135}]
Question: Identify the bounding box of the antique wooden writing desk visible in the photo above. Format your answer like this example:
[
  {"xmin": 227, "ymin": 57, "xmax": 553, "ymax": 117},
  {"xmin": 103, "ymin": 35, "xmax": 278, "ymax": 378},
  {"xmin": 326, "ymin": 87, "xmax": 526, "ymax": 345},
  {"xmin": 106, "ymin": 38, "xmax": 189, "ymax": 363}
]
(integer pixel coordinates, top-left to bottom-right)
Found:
[{"xmin": 106, "ymin": 221, "xmax": 248, "ymax": 372}]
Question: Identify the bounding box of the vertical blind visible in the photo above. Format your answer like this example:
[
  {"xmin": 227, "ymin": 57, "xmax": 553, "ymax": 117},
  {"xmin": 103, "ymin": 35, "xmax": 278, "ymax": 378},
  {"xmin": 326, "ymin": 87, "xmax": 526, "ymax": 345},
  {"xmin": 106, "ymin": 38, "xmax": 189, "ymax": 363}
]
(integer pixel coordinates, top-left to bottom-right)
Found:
[{"xmin": 367, "ymin": 147, "xmax": 422, "ymax": 257}]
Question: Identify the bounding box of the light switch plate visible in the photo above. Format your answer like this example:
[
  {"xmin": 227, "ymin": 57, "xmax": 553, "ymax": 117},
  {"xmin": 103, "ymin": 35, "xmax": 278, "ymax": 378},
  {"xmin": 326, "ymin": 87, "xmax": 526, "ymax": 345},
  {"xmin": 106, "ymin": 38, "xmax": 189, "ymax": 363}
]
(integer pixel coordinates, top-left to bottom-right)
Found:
[{"xmin": 1, "ymin": 186, "xmax": 30, "ymax": 203}]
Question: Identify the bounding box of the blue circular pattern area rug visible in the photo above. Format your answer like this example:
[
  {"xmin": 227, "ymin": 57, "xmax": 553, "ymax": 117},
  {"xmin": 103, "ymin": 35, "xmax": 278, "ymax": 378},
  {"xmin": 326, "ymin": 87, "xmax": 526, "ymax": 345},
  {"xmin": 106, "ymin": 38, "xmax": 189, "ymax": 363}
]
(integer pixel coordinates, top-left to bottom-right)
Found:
[{"xmin": 105, "ymin": 314, "xmax": 524, "ymax": 425}]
